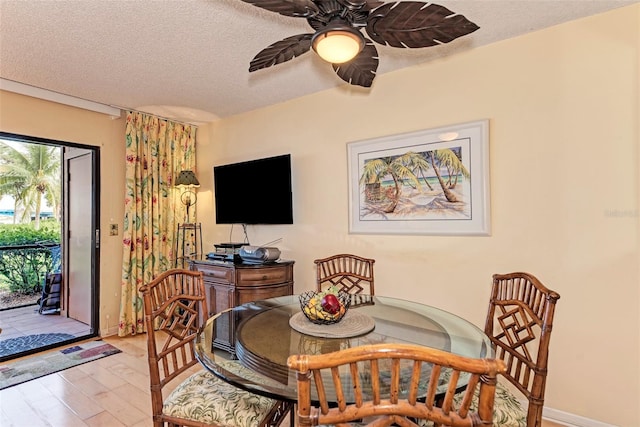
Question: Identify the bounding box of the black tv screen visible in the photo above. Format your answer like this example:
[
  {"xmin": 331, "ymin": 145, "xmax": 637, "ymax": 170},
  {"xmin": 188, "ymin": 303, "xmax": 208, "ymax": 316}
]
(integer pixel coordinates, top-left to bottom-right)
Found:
[{"xmin": 213, "ymin": 154, "xmax": 293, "ymax": 224}]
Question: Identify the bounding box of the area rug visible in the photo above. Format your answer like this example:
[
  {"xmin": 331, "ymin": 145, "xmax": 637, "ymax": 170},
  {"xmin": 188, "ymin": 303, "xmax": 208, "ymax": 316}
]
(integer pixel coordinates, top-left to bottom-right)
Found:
[
  {"xmin": 0, "ymin": 340, "xmax": 121, "ymax": 389},
  {"xmin": 0, "ymin": 333, "xmax": 76, "ymax": 358}
]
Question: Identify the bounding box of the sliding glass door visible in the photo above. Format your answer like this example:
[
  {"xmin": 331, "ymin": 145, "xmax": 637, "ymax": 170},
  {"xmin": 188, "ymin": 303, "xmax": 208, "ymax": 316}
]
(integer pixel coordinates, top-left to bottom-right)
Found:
[{"xmin": 0, "ymin": 131, "xmax": 99, "ymax": 361}]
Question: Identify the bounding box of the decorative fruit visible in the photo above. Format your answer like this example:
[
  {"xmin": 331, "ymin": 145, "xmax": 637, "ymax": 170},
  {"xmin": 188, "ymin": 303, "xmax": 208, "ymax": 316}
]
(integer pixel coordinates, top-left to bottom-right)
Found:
[
  {"xmin": 321, "ymin": 293, "xmax": 341, "ymax": 314},
  {"xmin": 299, "ymin": 288, "xmax": 350, "ymax": 324}
]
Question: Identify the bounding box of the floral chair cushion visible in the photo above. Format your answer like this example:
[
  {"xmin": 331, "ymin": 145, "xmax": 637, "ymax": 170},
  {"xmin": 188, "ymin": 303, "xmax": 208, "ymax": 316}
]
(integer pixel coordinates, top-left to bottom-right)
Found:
[
  {"xmin": 163, "ymin": 368, "xmax": 277, "ymax": 427},
  {"xmin": 487, "ymin": 380, "xmax": 527, "ymax": 426},
  {"xmin": 412, "ymin": 378, "xmax": 526, "ymax": 427}
]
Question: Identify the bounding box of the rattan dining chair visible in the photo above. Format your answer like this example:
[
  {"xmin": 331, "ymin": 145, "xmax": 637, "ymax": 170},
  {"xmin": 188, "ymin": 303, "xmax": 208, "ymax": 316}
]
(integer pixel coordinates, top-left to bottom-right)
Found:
[
  {"xmin": 314, "ymin": 254, "xmax": 375, "ymax": 295},
  {"xmin": 287, "ymin": 342, "xmax": 506, "ymax": 427},
  {"xmin": 140, "ymin": 268, "xmax": 290, "ymax": 427},
  {"xmin": 459, "ymin": 272, "xmax": 561, "ymax": 427}
]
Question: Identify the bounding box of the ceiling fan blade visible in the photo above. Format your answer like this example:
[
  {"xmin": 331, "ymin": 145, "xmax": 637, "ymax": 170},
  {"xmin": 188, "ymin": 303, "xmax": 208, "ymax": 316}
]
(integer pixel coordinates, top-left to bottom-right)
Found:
[
  {"xmin": 366, "ymin": 1, "xmax": 479, "ymax": 48},
  {"xmin": 332, "ymin": 39, "xmax": 379, "ymax": 87},
  {"xmin": 239, "ymin": 0, "xmax": 319, "ymax": 18},
  {"xmin": 249, "ymin": 34, "xmax": 313, "ymax": 72},
  {"xmin": 337, "ymin": 0, "xmax": 385, "ymax": 12}
]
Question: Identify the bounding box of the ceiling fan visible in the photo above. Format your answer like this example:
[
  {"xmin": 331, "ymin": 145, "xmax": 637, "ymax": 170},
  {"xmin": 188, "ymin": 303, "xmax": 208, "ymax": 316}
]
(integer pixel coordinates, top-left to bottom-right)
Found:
[{"xmin": 239, "ymin": 0, "xmax": 479, "ymax": 87}]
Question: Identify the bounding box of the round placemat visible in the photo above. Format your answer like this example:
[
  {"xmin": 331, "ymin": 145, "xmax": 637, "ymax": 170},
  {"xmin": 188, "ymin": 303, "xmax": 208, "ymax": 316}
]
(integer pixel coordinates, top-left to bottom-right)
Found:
[{"xmin": 289, "ymin": 310, "xmax": 375, "ymax": 338}]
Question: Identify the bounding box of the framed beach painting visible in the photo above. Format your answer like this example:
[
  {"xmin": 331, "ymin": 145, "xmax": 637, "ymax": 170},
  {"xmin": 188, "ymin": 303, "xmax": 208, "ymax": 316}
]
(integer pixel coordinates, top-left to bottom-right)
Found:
[{"xmin": 347, "ymin": 120, "xmax": 490, "ymax": 236}]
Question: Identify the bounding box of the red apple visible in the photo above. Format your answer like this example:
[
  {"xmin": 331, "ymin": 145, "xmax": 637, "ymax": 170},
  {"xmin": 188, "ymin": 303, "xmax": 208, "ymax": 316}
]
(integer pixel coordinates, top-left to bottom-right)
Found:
[{"xmin": 321, "ymin": 294, "xmax": 341, "ymax": 314}]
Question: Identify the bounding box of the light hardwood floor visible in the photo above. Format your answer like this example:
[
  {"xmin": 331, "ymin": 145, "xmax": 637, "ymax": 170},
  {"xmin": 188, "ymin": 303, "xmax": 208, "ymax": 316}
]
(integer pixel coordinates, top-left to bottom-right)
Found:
[{"xmin": 0, "ymin": 333, "xmax": 569, "ymax": 427}]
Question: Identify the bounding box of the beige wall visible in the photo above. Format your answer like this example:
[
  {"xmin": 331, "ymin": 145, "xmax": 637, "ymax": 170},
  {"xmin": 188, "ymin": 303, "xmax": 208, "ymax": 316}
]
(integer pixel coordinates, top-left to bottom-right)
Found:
[
  {"xmin": 0, "ymin": 90, "xmax": 126, "ymax": 336},
  {"xmin": 197, "ymin": 5, "xmax": 639, "ymax": 426}
]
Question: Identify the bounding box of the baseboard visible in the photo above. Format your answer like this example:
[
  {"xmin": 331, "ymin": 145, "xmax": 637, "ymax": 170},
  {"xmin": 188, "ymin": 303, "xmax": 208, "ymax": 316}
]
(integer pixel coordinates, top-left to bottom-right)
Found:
[
  {"xmin": 99, "ymin": 325, "xmax": 120, "ymax": 337},
  {"xmin": 518, "ymin": 399, "xmax": 617, "ymax": 427},
  {"xmin": 542, "ymin": 407, "xmax": 617, "ymax": 427}
]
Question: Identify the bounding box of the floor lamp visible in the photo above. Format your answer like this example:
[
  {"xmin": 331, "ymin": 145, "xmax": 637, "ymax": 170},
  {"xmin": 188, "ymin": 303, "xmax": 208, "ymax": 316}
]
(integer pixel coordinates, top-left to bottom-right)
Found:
[
  {"xmin": 175, "ymin": 170, "xmax": 201, "ymax": 266},
  {"xmin": 175, "ymin": 170, "xmax": 200, "ymax": 223}
]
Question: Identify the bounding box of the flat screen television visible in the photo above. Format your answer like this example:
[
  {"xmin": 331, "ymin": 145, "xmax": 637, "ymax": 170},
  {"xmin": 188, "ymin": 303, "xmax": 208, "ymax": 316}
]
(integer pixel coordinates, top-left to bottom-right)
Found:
[{"xmin": 213, "ymin": 154, "xmax": 293, "ymax": 224}]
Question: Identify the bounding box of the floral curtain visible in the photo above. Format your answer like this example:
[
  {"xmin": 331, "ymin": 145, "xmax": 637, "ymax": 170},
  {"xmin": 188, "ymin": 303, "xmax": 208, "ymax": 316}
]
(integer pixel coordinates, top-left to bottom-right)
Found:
[{"xmin": 118, "ymin": 111, "xmax": 197, "ymax": 337}]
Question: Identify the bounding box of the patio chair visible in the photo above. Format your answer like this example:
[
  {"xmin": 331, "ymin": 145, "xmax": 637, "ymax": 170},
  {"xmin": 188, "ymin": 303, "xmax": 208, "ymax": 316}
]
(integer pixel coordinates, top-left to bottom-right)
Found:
[{"xmin": 38, "ymin": 245, "xmax": 62, "ymax": 314}]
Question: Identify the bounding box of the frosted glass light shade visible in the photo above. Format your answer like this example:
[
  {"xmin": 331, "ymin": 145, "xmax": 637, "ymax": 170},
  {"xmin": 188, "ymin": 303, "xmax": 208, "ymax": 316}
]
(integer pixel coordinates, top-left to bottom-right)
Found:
[{"xmin": 313, "ymin": 30, "xmax": 364, "ymax": 64}]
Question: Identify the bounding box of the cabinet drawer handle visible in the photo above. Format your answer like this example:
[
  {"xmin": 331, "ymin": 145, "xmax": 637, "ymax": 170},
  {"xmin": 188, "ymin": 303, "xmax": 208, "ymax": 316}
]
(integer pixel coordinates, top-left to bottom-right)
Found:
[{"xmin": 262, "ymin": 275, "xmax": 268, "ymax": 280}]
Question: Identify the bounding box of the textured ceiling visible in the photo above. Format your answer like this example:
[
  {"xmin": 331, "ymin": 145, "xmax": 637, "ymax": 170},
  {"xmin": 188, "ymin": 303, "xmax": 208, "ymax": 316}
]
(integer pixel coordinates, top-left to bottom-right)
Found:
[{"xmin": 0, "ymin": 0, "xmax": 636, "ymax": 123}]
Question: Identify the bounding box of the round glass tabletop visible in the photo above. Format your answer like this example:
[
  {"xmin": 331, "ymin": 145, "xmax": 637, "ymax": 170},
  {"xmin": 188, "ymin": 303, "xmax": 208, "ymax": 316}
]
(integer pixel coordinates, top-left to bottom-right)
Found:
[{"xmin": 195, "ymin": 294, "xmax": 491, "ymax": 402}]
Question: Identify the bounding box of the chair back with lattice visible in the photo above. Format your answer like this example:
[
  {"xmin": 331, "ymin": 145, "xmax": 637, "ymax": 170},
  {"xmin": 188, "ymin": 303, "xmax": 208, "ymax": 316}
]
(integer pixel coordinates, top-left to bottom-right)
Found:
[
  {"xmin": 139, "ymin": 268, "xmax": 207, "ymax": 422},
  {"xmin": 487, "ymin": 272, "xmax": 560, "ymax": 427},
  {"xmin": 314, "ymin": 254, "xmax": 375, "ymax": 295},
  {"xmin": 287, "ymin": 343, "xmax": 505, "ymax": 427}
]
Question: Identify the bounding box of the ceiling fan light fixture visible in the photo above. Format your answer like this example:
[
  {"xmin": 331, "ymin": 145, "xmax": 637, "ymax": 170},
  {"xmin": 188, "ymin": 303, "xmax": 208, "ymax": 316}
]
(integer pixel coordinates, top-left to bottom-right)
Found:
[
  {"xmin": 312, "ymin": 26, "xmax": 364, "ymax": 64},
  {"xmin": 243, "ymin": 0, "xmax": 479, "ymax": 87}
]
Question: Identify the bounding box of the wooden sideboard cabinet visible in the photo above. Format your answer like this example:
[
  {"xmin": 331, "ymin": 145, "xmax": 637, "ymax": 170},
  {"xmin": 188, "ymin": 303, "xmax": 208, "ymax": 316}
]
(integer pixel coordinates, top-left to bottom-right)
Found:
[{"xmin": 189, "ymin": 258, "xmax": 294, "ymax": 356}]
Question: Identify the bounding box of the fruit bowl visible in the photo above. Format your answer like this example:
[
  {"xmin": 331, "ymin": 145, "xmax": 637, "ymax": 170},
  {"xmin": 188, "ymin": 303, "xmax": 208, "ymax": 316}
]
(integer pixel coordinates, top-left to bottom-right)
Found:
[{"xmin": 299, "ymin": 290, "xmax": 351, "ymax": 325}]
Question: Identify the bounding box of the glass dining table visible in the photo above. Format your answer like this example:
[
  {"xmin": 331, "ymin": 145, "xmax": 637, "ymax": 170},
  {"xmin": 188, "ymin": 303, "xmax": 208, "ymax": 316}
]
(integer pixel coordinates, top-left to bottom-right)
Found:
[{"xmin": 195, "ymin": 294, "xmax": 492, "ymax": 403}]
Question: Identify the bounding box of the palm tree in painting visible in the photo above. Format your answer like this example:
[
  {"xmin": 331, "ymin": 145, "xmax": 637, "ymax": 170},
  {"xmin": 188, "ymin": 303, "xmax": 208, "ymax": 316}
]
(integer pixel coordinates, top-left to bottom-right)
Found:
[
  {"xmin": 437, "ymin": 148, "xmax": 470, "ymax": 189},
  {"xmin": 398, "ymin": 151, "xmax": 434, "ymax": 191},
  {"xmin": 427, "ymin": 148, "xmax": 467, "ymax": 203},
  {"xmin": 359, "ymin": 152, "xmax": 422, "ymax": 213},
  {"xmin": 0, "ymin": 142, "xmax": 60, "ymax": 229}
]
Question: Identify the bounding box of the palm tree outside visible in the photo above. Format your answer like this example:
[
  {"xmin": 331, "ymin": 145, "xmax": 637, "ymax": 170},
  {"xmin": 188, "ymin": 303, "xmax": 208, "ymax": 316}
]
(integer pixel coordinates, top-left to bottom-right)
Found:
[
  {"xmin": 0, "ymin": 140, "xmax": 62, "ymax": 309},
  {"xmin": 0, "ymin": 141, "xmax": 61, "ymax": 229}
]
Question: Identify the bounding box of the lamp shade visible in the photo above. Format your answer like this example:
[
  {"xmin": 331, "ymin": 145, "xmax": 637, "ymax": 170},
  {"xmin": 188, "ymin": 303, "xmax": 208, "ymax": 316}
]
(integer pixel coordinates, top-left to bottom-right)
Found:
[{"xmin": 175, "ymin": 170, "xmax": 200, "ymax": 187}]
